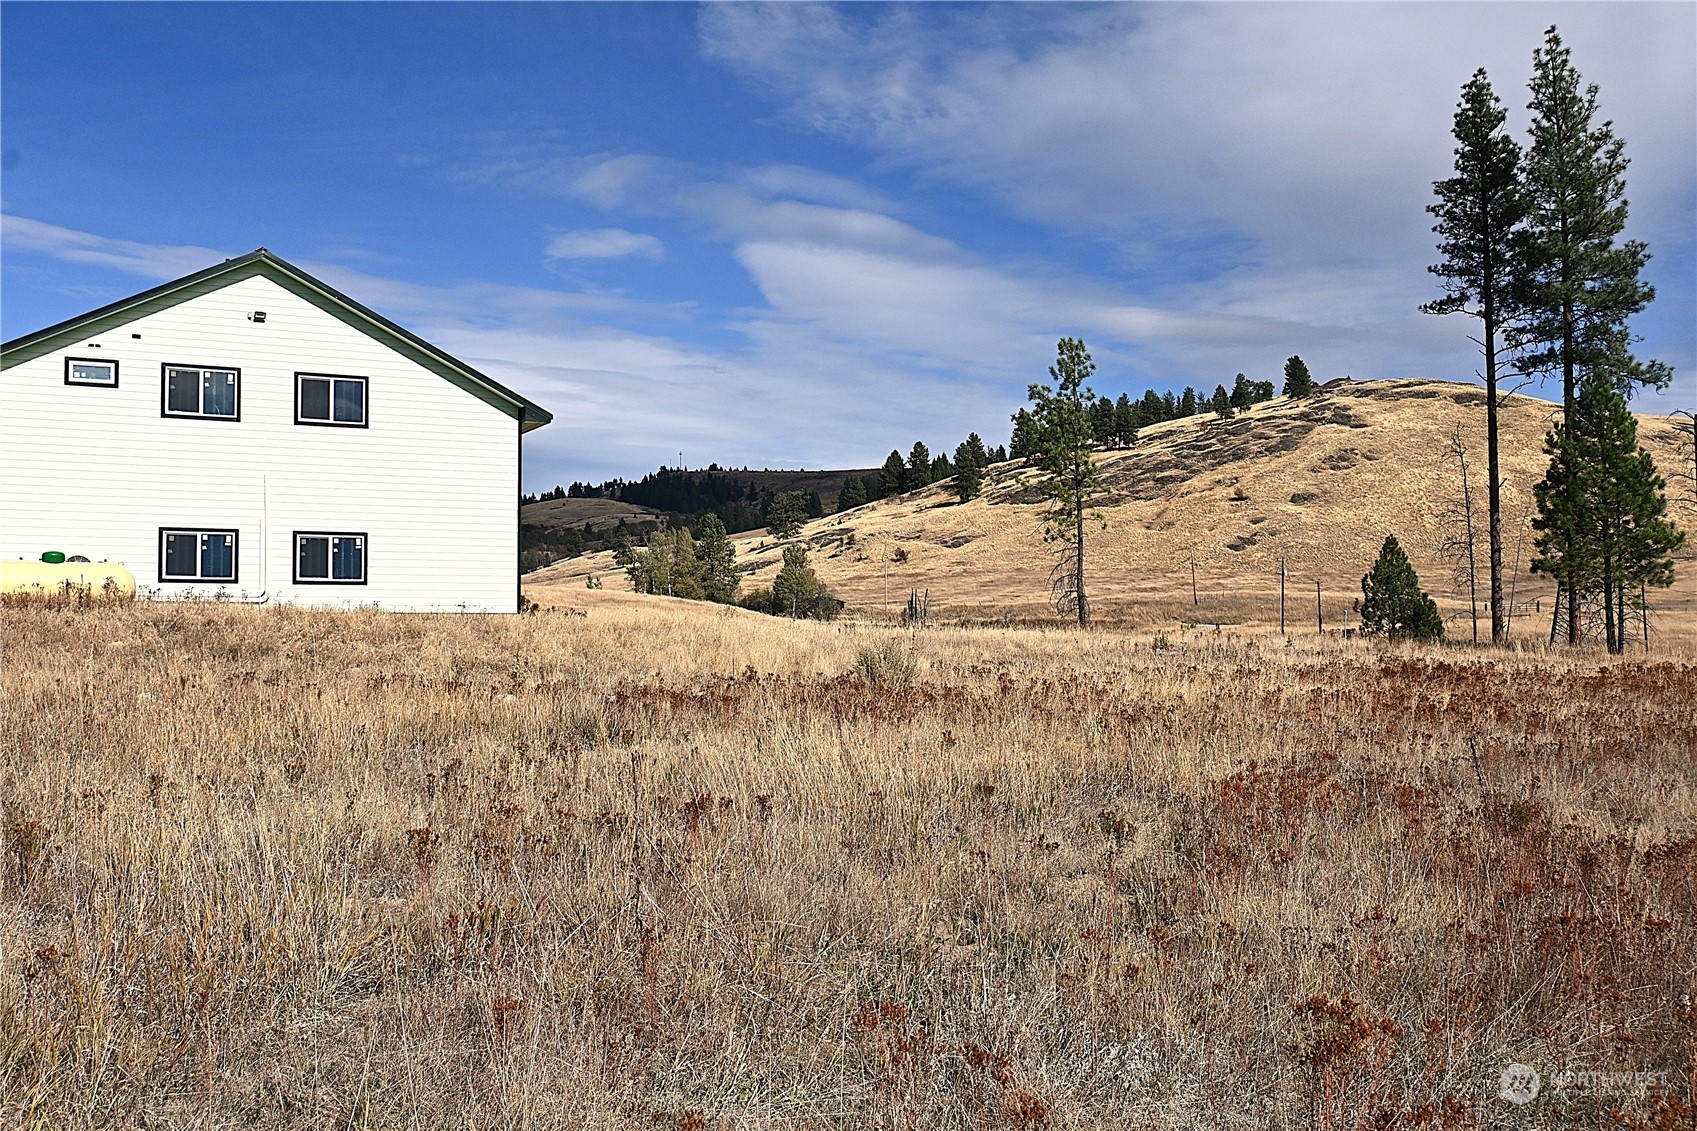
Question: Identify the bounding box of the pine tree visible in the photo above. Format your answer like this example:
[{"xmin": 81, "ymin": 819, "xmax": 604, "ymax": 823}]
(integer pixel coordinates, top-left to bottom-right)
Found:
[
  {"xmin": 1179, "ymin": 387, "xmax": 1199, "ymax": 417},
  {"xmin": 1519, "ymin": 26, "xmax": 1669, "ymax": 641},
  {"xmin": 1532, "ymin": 371, "xmax": 1684, "ymax": 652},
  {"xmin": 906, "ymin": 441, "xmax": 932, "ymax": 491},
  {"xmin": 1424, "ymin": 68, "xmax": 1532, "ymax": 647},
  {"xmin": 695, "ymin": 514, "xmax": 740, "ymax": 603},
  {"xmin": 991, "ymin": 445, "xmax": 1008, "ymax": 464},
  {"xmin": 1359, "ymin": 535, "xmax": 1444, "ymax": 641},
  {"xmin": 930, "ymin": 454, "xmax": 953, "ymax": 482},
  {"xmin": 879, "ymin": 450, "xmax": 907, "ymax": 497},
  {"xmin": 1230, "ymin": 373, "xmax": 1255, "ymax": 410},
  {"xmin": 1139, "ymin": 389, "xmax": 1165, "ymax": 426},
  {"xmin": 953, "ymin": 433, "xmax": 988, "ymax": 503},
  {"xmin": 771, "ymin": 544, "xmax": 837, "ymax": 619},
  {"xmin": 1008, "ymin": 410, "xmax": 1037, "ymax": 460},
  {"xmin": 1113, "ymin": 394, "xmax": 1138, "ymax": 448},
  {"xmin": 1090, "ymin": 397, "xmax": 1118, "ymax": 447},
  {"xmin": 766, "ymin": 491, "xmax": 809, "ymax": 540},
  {"xmin": 1025, "ymin": 338, "xmax": 1106, "ymax": 626},
  {"xmin": 838, "ymin": 477, "xmax": 869, "ymax": 511},
  {"xmin": 1211, "ymin": 384, "xmax": 1235, "ymax": 419},
  {"xmin": 669, "ymin": 528, "xmax": 704, "ymax": 600},
  {"xmin": 1282, "ymin": 356, "xmax": 1317, "ymax": 398}
]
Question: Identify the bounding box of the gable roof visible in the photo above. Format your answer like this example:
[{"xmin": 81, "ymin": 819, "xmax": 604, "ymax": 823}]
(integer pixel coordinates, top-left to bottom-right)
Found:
[{"xmin": 1, "ymin": 248, "xmax": 553, "ymax": 432}]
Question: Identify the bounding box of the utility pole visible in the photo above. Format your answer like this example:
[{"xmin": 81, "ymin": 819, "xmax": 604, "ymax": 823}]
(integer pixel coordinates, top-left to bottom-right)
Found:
[
  {"xmin": 1315, "ymin": 580, "xmax": 1323, "ymax": 635},
  {"xmin": 1191, "ymin": 559, "xmax": 1198, "ymax": 607},
  {"xmin": 1279, "ymin": 558, "xmax": 1287, "ymax": 635}
]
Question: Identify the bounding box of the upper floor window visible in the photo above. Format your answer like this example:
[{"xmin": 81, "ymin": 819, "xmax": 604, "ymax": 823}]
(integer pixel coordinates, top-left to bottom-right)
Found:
[
  {"xmin": 296, "ymin": 373, "xmax": 367, "ymax": 427},
  {"xmin": 159, "ymin": 528, "xmax": 238, "ymax": 583},
  {"xmin": 66, "ymin": 357, "xmax": 118, "ymax": 387},
  {"xmin": 163, "ymin": 365, "xmax": 240, "ymax": 420}
]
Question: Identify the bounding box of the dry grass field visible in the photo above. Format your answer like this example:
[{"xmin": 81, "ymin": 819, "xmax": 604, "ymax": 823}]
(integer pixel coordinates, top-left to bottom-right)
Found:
[
  {"xmin": 529, "ymin": 378, "xmax": 1697, "ymax": 639},
  {"xmin": 3, "ymin": 598, "xmax": 1694, "ymax": 1128}
]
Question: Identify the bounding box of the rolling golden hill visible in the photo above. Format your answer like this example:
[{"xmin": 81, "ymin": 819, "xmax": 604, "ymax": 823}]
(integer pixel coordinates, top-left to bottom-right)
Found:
[{"xmin": 527, "ymin": 378, "xmax": 1695, "ymax": 640}]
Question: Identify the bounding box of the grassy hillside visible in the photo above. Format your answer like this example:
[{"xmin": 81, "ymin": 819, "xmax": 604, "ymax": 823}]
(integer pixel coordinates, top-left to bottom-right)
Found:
[
  {"xmin": 529, "ymin": 379, "xmax": 1695, "ymax": 638},
  {"xmin": 4, "ymin": 601, "xmax": 1692, "ymax": 1127},
  {"xmin": 520, "ymin": 496, "xmax": 668, "ymax": 533}
]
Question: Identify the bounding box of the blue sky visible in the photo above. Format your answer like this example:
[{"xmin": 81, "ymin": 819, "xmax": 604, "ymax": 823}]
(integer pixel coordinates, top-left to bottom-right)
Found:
[{"xmin": 4, "ymin": 2, "xmax": 1692, "ymax": 490}]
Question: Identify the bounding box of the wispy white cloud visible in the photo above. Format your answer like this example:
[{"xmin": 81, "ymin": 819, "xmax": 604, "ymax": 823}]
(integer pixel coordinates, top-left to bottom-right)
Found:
[
  {"xmin": 1, "ymin": 216, "xmax": 230, "ymax": 280},
  {"xmin": 545, "ymin": 227, "xmax": 664, "ymax": 261},
  {"xmin": 0, "ymin": 216, "xmax": 1000, "ymax": 480},
  {"xmin": 697, "ymin": 1, "xmax": 1696, "ymax": 400}
]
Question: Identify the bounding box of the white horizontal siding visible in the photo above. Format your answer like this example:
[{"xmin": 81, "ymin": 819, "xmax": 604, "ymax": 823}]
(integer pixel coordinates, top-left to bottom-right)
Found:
[{"xmin": 1, "ymin": 275, "xmax": 523, "ymax": 612}]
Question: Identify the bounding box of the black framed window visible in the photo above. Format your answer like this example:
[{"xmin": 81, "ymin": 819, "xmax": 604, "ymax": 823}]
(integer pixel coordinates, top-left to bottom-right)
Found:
[
  {"xmin": 294, "ymin": 532, "xmax": 367, "ymax": 584},
  {"xmin": 162, "ymin": 364, "xmax": 240, "ymax": 419},
  {"xmin": 296, "ymin": 373, "xmax": 367, "ymax": 426},
  {"xmin": 158, "ymin": 529, "xmax": 238, "ymax": 582},
  {"xmin": 65, "ymin": 357, "xmax": 119, "ymax": 387}
]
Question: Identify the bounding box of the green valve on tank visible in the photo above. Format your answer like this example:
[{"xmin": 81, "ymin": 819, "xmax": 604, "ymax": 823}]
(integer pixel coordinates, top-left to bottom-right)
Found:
[{"xmin": 40, "ymin": 551, "xmax": 66, "ymax": 564}]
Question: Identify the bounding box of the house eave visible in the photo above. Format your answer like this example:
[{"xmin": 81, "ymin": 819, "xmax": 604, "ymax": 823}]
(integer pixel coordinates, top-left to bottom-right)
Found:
[{"xmin": 2, "ymin": 248, "xmax": 554, "ymax": 432}]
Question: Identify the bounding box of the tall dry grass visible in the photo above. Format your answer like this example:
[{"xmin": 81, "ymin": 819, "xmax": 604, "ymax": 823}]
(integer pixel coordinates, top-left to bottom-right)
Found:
[{"xmin": 2, "ymin": 600, "xmax": 1693, "ymax": 1128}]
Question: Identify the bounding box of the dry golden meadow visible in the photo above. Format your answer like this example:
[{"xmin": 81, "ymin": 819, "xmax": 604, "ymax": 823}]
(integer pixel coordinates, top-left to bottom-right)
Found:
[
  {"xmin": 531, "ymin": 379, "xmax": 1697, "ymax": 637},
  {"xmin": 3, "ymin": 596, "xmax": 1694, "ymax": 1129}
]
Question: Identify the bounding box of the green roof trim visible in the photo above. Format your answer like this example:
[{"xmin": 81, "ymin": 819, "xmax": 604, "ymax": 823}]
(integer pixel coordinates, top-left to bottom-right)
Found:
[{"xmin": 1, "ymin": 249, "xmax": 553, "ymax": 432}]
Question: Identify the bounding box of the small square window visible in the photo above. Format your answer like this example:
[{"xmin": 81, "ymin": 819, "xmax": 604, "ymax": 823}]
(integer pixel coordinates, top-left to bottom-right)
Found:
[
  {"xmin": 294, "ymin": 532, "xmax": 367, "ymax": 584},
  {"xmin": 162, "ymin": 365, "xmax": 240, "ymax": 419},
  {"xmin": 159, "ymin": 529, "xmax": 239, "ymax": 583},
  {"xmin": 65, "ymin": 357, "xmax": 118, "ymax": 387},
  {"xmin": 296, "ymin": 373, "xmax": 368, "ymax": 426}
]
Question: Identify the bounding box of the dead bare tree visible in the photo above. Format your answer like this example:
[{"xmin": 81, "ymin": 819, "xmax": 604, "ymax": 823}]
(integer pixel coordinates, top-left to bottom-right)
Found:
[
  {"xmin": 1671, "ymin": 409, "xmax": 1696, "ymax": 515},
  {"xmin": 1437, "ymin": 425, "xmax": 1482, "ymax": 644}
]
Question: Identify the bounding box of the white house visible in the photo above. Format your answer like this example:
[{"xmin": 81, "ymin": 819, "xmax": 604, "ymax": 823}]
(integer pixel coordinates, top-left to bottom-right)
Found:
[{"xmin": 0, "ymin": 249, "xmax": 552, "ymax": 612}]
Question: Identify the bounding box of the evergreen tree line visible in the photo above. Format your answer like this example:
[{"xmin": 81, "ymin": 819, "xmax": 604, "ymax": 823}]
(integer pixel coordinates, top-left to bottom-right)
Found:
[
  {"xmin": 520, "ymin": 517, "xmax": 658, "ymax": 575},
  {"xmin": 617, "ymin": 513, "xmax": 841, "ymax": 621},
  {"xmin": 1009, "ymin": 362, "xmax": 1308, "ymax": 458},
  {"xmin": 1423, "ymin": 26, "xmax": 1681, "ymax": 652},
  {"xmin": 846, "ymin": 433, "xmax": 1003, "ymax": 509},
  {"xmin": 855, "ymin": 360, "xmax": 1310, "ymax": 515}
]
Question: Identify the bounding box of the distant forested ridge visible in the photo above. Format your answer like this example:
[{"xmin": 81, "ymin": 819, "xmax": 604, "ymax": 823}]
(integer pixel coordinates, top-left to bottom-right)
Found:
[{"xmin": 519, "ymin": 465, "xmax": 880, "ymax": 572}]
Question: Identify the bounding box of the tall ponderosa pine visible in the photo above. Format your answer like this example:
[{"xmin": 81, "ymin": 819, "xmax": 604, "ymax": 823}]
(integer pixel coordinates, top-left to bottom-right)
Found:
[
  {"xmin": 879, "ymin": 450, "xmax": 907, "ymax": 498},
  {"xmin": 1531, "ymin": 372, "xmax": 1684, "ymax": 653},
  {"xmin": 1023, "ymin": 337, "xmax": 1106, "ymax": 627},
  {"xmin": 695, "ymin": 513, "xmax": 740, "ymax": 604},
  {"xmin": 1282, "ymin": 356, "xmax": 1317, "ymax": 398},
  {"xmin": 953, "ymin": 433, "xmax": 988, "ymax": 503},
  {"xmin": 1008, "ymin": 410, "xmax": 1038, "ymax": 460},
  {"xmin": 906, "ymin": 441, "xmax": 932, "ymax": 492},
  {"xmin": 1520, "ymin": 26, "xmax": 1669, "ymax": 642},
  {"xmin": 838, "ymin": 476, "xmax": 869, "ymax": 511},
  {"xmin": 1359, "ymin": 535, "xmax": 1444, "ymax": 641},
  {"xmin": 1210, "ymin": 384, "xmax": 1235, "ymax": 419},
  {"xmin": 1424, "ymin": 68, "xmax": 1531, "ymax": 646}
]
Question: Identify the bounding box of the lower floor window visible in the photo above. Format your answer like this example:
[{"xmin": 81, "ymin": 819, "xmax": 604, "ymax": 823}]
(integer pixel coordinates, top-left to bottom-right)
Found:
[
  {"xmin": 295, "ymin": 532, "xmax": 366, "ymax": 583},
  {"xmin": 159, "ymin": 529, "xmax": 238, "ymax": 582}
]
